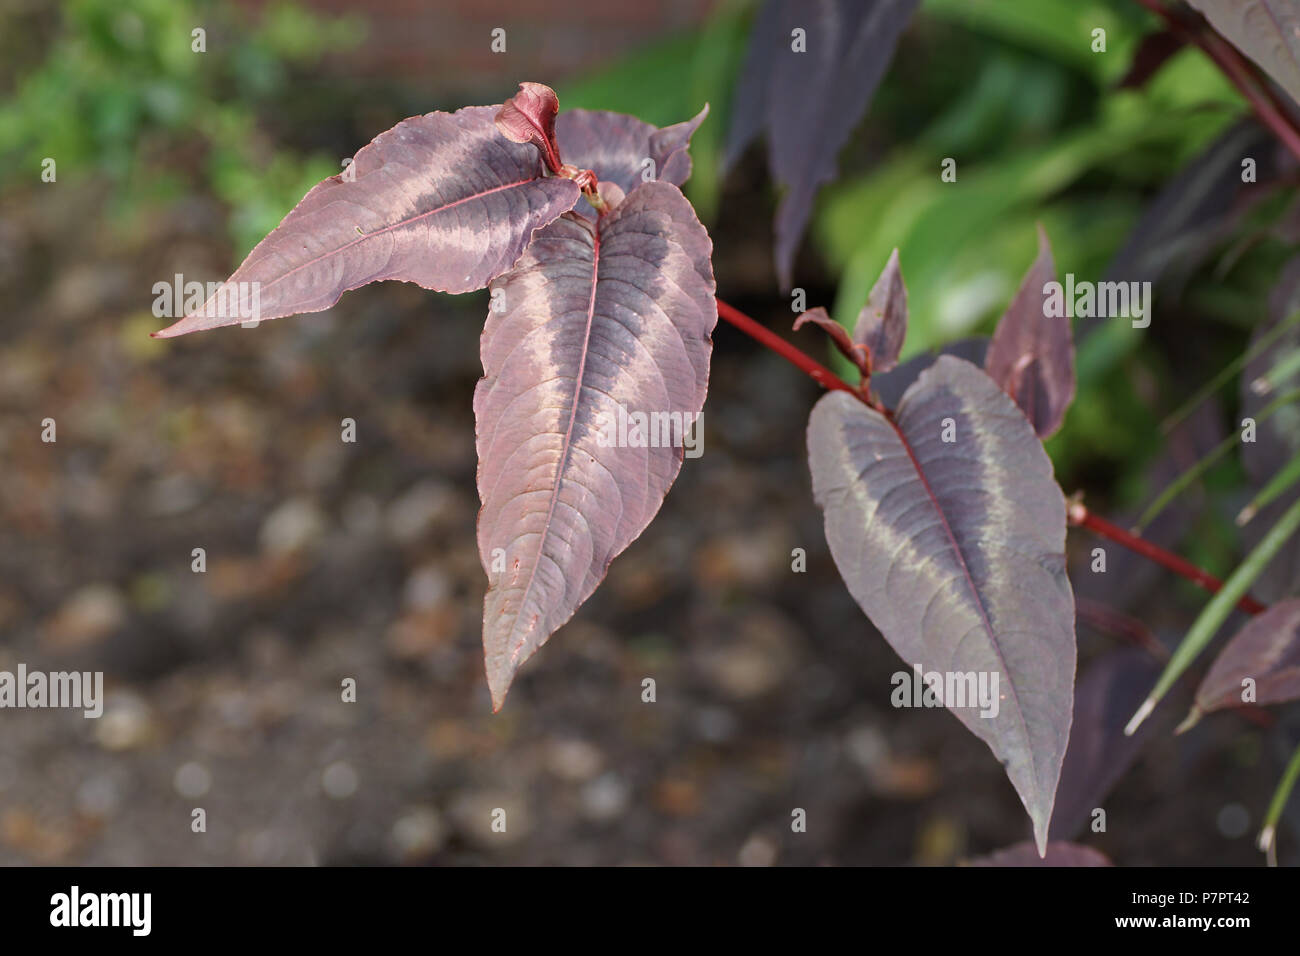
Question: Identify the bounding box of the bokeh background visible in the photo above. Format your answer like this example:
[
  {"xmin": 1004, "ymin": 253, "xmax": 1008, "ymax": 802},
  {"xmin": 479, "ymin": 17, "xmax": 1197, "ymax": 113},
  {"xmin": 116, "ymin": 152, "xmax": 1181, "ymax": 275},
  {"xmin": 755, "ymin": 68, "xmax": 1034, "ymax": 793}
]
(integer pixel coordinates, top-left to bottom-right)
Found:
[{"xmin": 1, "ymin": 0, "xmax": 1298, "ymax": 865}]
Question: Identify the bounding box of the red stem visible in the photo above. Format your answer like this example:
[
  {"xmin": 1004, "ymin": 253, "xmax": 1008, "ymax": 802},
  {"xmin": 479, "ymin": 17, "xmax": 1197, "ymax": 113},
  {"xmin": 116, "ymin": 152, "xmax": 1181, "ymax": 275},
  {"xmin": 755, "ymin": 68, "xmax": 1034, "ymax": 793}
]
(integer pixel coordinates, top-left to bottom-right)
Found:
[
  {"xmin": 1067, "ymin": 501, "xmax": 1267, "ymax": 616},
  {"xmin": 716, "ymin": 298, "xmax": 858, "ymax": 396},
  {"xmin": 1135, "ymin": 0, "xmax": 1300, "ymax": 162},
  {"xmin": 715, "ymin": 296, "xmax": 1270, "ymax": 613}
]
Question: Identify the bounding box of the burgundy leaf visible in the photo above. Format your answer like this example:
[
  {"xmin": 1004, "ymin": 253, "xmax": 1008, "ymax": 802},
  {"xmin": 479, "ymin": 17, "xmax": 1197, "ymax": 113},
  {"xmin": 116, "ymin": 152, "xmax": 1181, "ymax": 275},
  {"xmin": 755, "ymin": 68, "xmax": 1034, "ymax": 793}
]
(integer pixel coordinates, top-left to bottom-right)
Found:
[
  {"xmin": 984, "ymin": 225, "xmax": 1075, "ymax": 438},
  {"xmin": 793, "ymin": 307, "xmax": 869, "ymax": 378},
  {"xmin": 726, "ymin": 0, "xmax": 919, "ymax": 288},
  {"xmin": 475, "ymin": 182, "xmax": 716, "ymax": 709},
  {"xmin": 807, "ymin": 356, "xmax": 1077, "ymax": 855},
  {"xmin": 1188, "ymin": 1, "xmax": 1300, "ymax": 105},
  {"xmin": 870, "ymin": 336, "xmax": 988, "ymax": 409},
  {"xmin": 555, "ymin": 106, "xmax": 709, "ymax": 211},
  {"xmin": 970, "ymin": 841, "xmax": 1111, "ymax": 867},
  {"xmin": 153, "ymin": 106, "xmax": 580, "ymax": 337},
  {"xmin": 852, "ymin": 247, "xmax": 907, "ymax": 374},
  {"xmin": 495, "ymin": 82, "xmax": 564, "ymax": 174},
  {"xmin": 1049, "ymin": 647, "xmax": 1165, "ymax": 840},
  {"xmin": 1193, "ymin": 599, "xmax": 1300, "ymax": 718}
]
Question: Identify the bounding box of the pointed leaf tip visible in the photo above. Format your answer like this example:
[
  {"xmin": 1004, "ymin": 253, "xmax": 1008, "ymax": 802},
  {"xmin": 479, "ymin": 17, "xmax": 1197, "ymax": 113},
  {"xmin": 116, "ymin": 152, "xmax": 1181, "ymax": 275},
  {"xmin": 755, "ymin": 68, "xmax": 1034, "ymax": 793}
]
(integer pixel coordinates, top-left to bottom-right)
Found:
[
  {"xmin": 852, "ymin": 247, "xmax": 907, "ymax": 374},
  {"xmin": 476, "ymin": 183, "xmax": 716, "ymax": 706},
  {"xmin": 153, "ymin": 105, "xmax": 580, "ymax": 337},
  {"xmin": 807, "ymin": 355, "xmax": 1075, "ymax": 857},
  {"xmin": 985, "ymin": 225, "xmax": 1074, "ymax": 438}
]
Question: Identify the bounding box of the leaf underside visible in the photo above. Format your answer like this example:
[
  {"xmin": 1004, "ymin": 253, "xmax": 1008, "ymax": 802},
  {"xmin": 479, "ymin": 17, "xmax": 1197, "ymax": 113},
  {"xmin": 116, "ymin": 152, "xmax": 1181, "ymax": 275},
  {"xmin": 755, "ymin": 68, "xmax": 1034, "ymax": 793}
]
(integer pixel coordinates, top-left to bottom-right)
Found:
[
  {"xmin": 475, "ymin": 182, "xmax": 716, "ymax": 709},
  {"xmin": 807, "ymin": 356, "xmax": 1076, "ymax": 853},
  {"xmin": 154, "ymin": 106, "xmax": 580, "ymax": 337}
]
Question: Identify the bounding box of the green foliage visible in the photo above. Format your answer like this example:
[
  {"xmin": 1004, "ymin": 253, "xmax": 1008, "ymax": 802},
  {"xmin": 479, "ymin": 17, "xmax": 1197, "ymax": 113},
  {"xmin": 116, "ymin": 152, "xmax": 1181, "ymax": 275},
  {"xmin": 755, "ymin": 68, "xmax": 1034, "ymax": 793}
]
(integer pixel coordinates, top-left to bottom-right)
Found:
[{"xmin": 0, "ymin": 0, "xmax": 360, "ymax": 255}]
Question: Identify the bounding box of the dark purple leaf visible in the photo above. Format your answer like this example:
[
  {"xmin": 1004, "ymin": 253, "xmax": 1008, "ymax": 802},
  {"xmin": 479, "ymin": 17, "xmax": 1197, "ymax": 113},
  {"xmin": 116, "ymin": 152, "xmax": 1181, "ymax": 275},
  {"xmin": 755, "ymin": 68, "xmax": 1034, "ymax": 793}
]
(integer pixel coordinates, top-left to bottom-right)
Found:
[
  {"xmin": 1188, "ymin": 1, "xmax": 1300, "ymax": 105},
  {"xmin": 869, "ymin": 336, "xmax": 988, "ymax": 409},
  {"xmin": 970, "ymin": 841, "xmax": 1111, "ymax": 867},
  {"xmin": 726, "ymin": 0, "xmax": 919, "ymax": 288},
  {"xmin": 555, "ymin": 106, "xmax": 709, "ymax": 208},
  {"xmin": 154, "ymin": 106, "xmax": 580, "ymax": 337},
  {"xmin": 984, "ymin": 225, "xmax": 1074, "ymax": 438},
  {"xmin": 1194, "ymin": 599, "xmax": 1300, "ymax": 718},
  {"xmin": 793, "ymin": 307, "xmax": 869, "ymax": 378},
  {"xmin": 495, "ymin": 82, "xmax": 564, "ymax": 175},
  {"xmin": 1050, "ymin": 647, "xmax": 1165, "ymax": 840},
  {"xmin": 807, "ymin": 356, "xmax": 1077, "ymax": 854},
  {"xmin": 1104, "ymin": 120, "xmax": 1278, "ymax": 295},
  {"xmin": 475, "ymin": 183, "xmax": 716, "ymax": 710},
  {"xmin": 1117, "ymin": 30, "xmax": 1187, "ymax": 90},
  {"xmin": 853, "ymin": 247, "xmax": 907, "ymax": 374}
]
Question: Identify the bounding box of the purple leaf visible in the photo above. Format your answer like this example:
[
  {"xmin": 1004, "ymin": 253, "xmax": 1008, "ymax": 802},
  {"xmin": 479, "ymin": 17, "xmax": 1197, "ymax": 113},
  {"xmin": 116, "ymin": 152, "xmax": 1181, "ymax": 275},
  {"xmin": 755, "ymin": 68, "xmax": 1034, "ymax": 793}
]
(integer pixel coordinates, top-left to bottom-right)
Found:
[
  {"xmin": 853, "ymin": 247, "xmax": 907, "ymax": 374},
  {"xmin": 970, "ymin": 841, "xmax": 1110, "ymax": 867},
  {"xmin": 811, "ymin": 356, "xmax": 1076, "ymax": 853},
  {"xmin": 726, "ymin": 0, "xmax": 919, "ymax": 288},
  {"xmin": 555, "ymin": 106, "xmax": 709, "ymax": 207},
  {"xmin": 984, "ymin": 226, "xmax": 1075, "ymax": 438},
  {"xmin": 793, "ymin": 307, "xmax": 869, "ymax": 378},
  {"xmin": 1188, "ymin": 1, "xmax": 1300, "ymax": 105},
  {"xmin": 154, "ymin": 106, "xmax": 580, "ymax": 337},
  {"xmin": 870, "ymin": 336, "xmax": 989, "ymax": 409},
  {"xmin": 495, "ymin": 82, "xmax": 564, "ymax": 175},
  {"xmin": 1194, "ymin": 599, "xmax": 1300, "ymax": 718},
  {"xmin": 807, "ymin": 356, "xmax": 1076, "ymax": 855},
  {"xmin": 1050, "ymin": 647, "xmax": 1165, "ymax": 840},
  {"xmin": 475, "ymin": 182, "xmax": 716, "ymax": 710}
]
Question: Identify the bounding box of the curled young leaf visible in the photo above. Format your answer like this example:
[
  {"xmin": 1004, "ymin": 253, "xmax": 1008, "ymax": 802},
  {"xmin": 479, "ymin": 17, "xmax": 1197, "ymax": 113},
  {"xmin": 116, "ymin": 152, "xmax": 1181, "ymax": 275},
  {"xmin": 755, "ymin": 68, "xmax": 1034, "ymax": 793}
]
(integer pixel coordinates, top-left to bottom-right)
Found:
[
  {"xmin": 153, "ymin": 106, "xmax": 580, "ymax": 337},
  {"xmin": 1193, "ymin": 598, "xmax": 1300, "ymax": 719},
  {"xmin": 853, "ymin": 247, "xmax": 907, "ymax": 374},
  {"xmin": 984, "ymin": 225, "xmax": 1075, "ymax": 438},
  {"xmin": 793, "ymin": 307, "xmax": 869, "ymax": 378},
  {"xmin": 555, "ymin": 106, "xmax": 709, "ymax": 208},
  {"xmin": 495, "ymin": 81, "xmax": 564, "ymax": 174},
  {"xmin": 475, "ymin": 182, "xmax": 716, "ymax": 709},
  {"xmin": 807, "ymin": 356, "xmax": 1076, "ymax": 854}
]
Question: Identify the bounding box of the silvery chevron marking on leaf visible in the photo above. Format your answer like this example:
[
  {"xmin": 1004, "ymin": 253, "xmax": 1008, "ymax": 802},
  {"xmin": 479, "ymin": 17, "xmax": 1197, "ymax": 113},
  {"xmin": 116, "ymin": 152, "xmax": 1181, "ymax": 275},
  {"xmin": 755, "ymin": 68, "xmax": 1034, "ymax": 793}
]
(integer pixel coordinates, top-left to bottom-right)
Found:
[
  {"xmin": 984, "ymin": 225, "xmax": 1075, "ymax": 439},
  {"xmin": 1188, "ymin": 0, "xmax": 1300, "ymax": 106},
  {"xmin": 807, "ymin": 356, "xmax": 1076, "ymax": 855},
  {"xmin": 153, "ymin": 106, "xmax": 581, "ymax": 337},
  {"xmin": 475, "ymin": 182, "xmax": 717, "ymax": 710},
  {"xmin": 725, "ymin": 0, "xmax": 919, "ymax": 288}
]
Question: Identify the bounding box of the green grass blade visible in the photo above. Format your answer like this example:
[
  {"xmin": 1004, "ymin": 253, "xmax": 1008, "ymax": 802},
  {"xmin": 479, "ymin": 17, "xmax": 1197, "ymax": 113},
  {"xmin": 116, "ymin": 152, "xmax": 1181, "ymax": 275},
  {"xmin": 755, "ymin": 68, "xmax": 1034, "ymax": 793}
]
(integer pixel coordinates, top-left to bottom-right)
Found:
[{"xmin": 1125, "ymin": 494, "xmax": 1300, "ymax": 736}]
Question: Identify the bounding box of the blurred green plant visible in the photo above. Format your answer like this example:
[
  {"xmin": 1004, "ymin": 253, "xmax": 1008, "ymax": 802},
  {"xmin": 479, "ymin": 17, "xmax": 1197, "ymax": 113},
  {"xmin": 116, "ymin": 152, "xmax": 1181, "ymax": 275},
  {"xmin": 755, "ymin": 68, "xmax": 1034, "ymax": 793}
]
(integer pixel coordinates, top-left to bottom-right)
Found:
[{"xmin": 0, "ymin": 0, "xmax": 361, "ymax": 255}]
